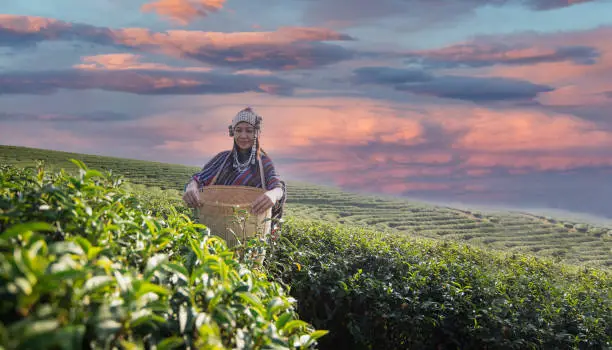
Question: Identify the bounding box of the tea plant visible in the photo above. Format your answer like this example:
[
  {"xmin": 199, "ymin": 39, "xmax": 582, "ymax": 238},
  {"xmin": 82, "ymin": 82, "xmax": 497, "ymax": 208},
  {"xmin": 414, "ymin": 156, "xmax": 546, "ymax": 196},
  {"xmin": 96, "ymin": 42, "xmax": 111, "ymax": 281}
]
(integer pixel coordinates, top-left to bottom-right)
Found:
[
  {"xmin": 0, "ymin": 162, "xmax": 327, "ymax": 349},
  {"xmin": 266, "ymin": 217, "xmax": 612, "ymax": 349}
]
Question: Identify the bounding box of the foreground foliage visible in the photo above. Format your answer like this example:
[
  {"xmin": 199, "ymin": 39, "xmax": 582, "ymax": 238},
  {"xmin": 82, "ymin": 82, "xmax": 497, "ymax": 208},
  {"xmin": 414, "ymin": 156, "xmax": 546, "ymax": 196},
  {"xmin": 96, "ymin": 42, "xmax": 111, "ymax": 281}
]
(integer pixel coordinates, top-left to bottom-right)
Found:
[
  {"xmin": 0, "ymin": 162, "xmax": 325, "ymax": 349},
  {"xmin": 267, "ymin": 218, "xmax": 612, "ymax": 349}
]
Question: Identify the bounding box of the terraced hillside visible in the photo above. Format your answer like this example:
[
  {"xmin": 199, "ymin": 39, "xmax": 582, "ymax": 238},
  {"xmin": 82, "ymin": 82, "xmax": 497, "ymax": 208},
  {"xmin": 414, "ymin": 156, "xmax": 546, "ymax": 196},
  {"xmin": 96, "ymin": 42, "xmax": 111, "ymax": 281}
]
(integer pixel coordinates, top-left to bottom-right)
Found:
[
  {"xmin": 0, "ymin": 145, "xmax": 198, "ymax": 190},
  {"xmin": 2, "ymin": 144, "xmax": 611, "ymax": 268},
  {"xmin": 284, "ymin": 185, "xmax": 612, "ymax": 267}
]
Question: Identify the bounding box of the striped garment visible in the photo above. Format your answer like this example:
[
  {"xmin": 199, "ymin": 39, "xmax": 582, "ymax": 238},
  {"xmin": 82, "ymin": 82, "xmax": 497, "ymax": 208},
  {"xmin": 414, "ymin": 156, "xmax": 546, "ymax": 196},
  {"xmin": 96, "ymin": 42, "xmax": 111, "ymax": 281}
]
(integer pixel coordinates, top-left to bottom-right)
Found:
[{"xmin": 187, "ymin": 149, "xmax": 287, "ymax": 221}]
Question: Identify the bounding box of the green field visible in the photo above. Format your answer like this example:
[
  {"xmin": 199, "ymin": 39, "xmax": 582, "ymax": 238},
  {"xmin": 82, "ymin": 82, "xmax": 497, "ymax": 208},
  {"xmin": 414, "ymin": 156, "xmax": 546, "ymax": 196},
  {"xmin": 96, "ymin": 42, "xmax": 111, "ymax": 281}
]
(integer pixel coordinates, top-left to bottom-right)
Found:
[
  {"xmin": 1, "ymin": 145, "xmax": 611, "ymax": 349},
  {"xmin": 2, "ymin": 144, "xmax": 611, "ymax": 269}
]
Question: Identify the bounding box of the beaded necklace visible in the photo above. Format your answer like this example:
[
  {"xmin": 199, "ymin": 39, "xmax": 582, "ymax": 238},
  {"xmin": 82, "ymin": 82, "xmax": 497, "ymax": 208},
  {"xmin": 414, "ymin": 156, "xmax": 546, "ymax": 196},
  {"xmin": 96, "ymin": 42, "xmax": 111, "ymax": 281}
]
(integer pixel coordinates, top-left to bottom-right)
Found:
[{"xmin": 232, "ymin": 137, "xmax": 257, "ymax": 172}]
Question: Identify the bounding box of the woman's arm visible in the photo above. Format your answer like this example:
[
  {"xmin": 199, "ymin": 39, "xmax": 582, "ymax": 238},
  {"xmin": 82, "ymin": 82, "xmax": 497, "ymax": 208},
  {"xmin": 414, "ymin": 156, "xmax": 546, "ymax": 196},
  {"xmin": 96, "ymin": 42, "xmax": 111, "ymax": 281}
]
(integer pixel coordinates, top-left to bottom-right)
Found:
[
  {"xmin": 182, "ymin": 151, "xmax": 229, "ymax": 207},
  {"xmin": 261, "ymin": 154, "xmax": 286, "ymax": 202},
  {"xmin": 259, "ymin": 154, "xmax": 287, "ymax": 220}
]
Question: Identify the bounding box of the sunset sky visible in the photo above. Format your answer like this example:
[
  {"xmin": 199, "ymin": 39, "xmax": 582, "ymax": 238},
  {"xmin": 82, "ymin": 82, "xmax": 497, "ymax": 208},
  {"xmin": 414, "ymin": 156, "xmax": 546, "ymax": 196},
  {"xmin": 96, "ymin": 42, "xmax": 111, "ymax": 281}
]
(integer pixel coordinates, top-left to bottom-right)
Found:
[{"xmin": 1, "ymin": 0, "xmax": 612, "ymax": 218}]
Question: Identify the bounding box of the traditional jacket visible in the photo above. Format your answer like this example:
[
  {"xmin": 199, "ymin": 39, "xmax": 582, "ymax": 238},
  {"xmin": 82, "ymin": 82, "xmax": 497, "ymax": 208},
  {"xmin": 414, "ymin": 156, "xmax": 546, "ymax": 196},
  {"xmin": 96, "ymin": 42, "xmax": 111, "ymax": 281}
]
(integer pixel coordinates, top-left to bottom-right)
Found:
[{"xmin": 188, "ymin": 149, "xmax": 287, "ymax": 221}]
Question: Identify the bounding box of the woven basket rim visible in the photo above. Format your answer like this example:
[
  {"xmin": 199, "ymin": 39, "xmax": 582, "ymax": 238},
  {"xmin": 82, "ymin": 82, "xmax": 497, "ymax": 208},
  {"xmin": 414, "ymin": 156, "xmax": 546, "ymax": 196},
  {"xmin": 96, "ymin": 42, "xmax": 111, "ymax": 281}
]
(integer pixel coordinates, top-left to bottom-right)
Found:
[{"xmin": 198, "ymin": 185, "xmax": 266, "ymax": 208}]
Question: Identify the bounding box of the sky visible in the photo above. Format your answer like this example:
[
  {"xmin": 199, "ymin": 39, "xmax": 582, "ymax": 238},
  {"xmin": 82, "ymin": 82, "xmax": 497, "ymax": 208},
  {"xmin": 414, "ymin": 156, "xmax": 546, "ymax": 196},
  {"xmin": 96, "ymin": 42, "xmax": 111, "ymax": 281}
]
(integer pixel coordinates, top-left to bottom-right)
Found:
[{"xmin": 1, "ymin": 0, "xmax": 612, "ymax": 219}]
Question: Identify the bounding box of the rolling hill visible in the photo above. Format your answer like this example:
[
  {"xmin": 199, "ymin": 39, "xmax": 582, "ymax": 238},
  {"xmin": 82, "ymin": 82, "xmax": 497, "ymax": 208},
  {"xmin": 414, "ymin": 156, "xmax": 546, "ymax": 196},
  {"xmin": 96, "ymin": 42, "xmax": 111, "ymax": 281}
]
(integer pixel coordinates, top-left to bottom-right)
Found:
[{"xmin": 2, "ymin": 144, "xmax": 611, "ymax": 269}]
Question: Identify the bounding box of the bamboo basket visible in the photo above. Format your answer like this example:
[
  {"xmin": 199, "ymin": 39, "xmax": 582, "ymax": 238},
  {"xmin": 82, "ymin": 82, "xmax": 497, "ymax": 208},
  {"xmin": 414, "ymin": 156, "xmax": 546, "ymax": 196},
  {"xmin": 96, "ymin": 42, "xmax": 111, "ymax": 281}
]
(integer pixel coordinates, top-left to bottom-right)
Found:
[{"xmin": 196, "ymin": 185, "xmax": 272, "ymax": 248}]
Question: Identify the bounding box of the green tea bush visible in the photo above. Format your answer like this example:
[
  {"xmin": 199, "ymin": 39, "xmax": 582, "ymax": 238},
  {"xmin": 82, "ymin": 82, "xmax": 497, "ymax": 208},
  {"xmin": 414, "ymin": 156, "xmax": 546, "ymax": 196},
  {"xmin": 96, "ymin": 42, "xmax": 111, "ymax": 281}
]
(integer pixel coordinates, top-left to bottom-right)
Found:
[
  {"xmin": 0, "ymin": 162, "xmax": 326, "ymax": 349},
  {"xmin": 266, "ymin": 218, "xmax": 612, "ymax": 350},
  {"xmin": 122, "ymin": 182, "xmax": 191, "ymax": 219}
]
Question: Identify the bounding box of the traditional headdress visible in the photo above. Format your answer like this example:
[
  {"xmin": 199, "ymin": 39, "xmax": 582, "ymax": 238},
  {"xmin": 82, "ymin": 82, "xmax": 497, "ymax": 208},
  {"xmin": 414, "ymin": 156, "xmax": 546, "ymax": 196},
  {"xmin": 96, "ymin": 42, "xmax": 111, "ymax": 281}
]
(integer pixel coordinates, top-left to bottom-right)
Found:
[
  {"xmin": 228, "ymin": 107, "xmax": 263, "ymax": 172},
  {"xmin": 228, "ymin": 107, "xmax": 262, "ymax": 136}
]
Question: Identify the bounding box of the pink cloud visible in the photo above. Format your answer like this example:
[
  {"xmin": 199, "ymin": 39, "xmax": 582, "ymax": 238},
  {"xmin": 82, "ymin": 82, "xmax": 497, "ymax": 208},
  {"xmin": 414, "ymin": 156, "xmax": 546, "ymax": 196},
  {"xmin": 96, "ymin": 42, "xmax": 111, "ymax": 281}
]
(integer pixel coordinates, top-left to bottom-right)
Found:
[
  {"xmin": 110, "ymin": 26, "xmax": 351, "ymax": 49},
  {"xmin": 0, "ymin": 14, "xmax": 61, "ymax": 31},
  {"xmin": 113, "ymin": 95, "xmax": 435, "ymax": 192},
  {"xmin": 465, "ymin": 154, "xmax": 612, "ymax": 171},
  {"xmin": 432, "ymin": 26, "xmax": 612, "ymax": 107},
  {"xmin": 0, "ymin": 125, "xmax": 95, "ymax": 152},
  {"xmin": 465, "ymin": 168, "xmax": 492, "ymax": 177},
  {"xmin": 114, "ymin": 93, "xmax": 610, "ymax": 198},
  {"xmin": 151, "ymin": 98, "xmax": 427, "ymax": 155},
  {"xmin": 301, "ymin": 0, "xmax": 598, "ymax": 30},
  {"xmin": 0, "ymin": 15, "xmax": 354, "ymax": 70},
  {"xmin": 449, "ymin": 108, "xmax": 612, "ymax": 152},
  {"xmin": 74, "ymin": 53, "xmax": 211, "ymax": 72},
  {"xmin": 141, "ymin": 0, "xmax": 226, "ymax": 25},
  {"xmin": 407, "ymin": 43, "xmax": 593, "ymax": 67},
  {"xmin": 131, "ymin": 92, "xmax": 612, "ymax": 169},
  {"xmin": 3, "ymin": 91, "xmax": 612, "ymax": 206},
  {"xmin": 461, "ymin": 184, "xmax": 488, "ymax": 192},
  {"xmin": 233, "ymin": 69, "xmax": 274, "ymax": 76},
  {"xmin": 368, "ymin": 152, "xmax": 453, "ymax": 165}
]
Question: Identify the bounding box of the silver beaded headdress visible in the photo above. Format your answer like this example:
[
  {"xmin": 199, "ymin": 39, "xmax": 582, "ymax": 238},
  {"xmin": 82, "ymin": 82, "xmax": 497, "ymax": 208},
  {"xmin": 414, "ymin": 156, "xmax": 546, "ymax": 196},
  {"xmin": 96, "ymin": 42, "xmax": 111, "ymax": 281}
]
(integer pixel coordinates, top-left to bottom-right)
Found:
[
  {"xmin": 231, "ymin": 107, "xmax": 262, "ymax": 130},
  {"xmin": 229, "ymin": 107, "xmax": 262, "ymax": 172}
]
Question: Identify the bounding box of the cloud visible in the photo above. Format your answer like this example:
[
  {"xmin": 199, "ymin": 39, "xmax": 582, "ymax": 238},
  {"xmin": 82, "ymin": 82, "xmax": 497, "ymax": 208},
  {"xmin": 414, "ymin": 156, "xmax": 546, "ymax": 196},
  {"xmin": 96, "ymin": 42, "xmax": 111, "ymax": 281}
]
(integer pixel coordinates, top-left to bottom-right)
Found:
[
  {"xmin": 0, "ymin": 15, "xmax": 355, "ymax": 70},
  {"xmin": 233, "ymin": 69, "xmax": 274, "ymax": 76},
  {"xmin": 0, "ymin": 69, "xmax": 295, "ymax": 96},
  {"xmin": 396, "ymin": 75, "xmax": 554, "ymax": 102},
  {"xmin": 351, "ymin": 66, "xmax": 432, "ymax": 84},
  {"xmin": 301, "ymin": 0, "xmax": 597, "ymax": 28},
  {"xmin": 528, "ymin": 0, "xmax": 593, "ymax": 10},
  {"xmin": 74, "ymin": 53, "xmax": 212, "ymax": 72},
  {"xmin": 452, "ymin": 108, "xmax": 612, "ymax": 152},
  {"xmin": 0, "ymin": 111, "xmax": 133, "ymax": 122},
  {"xmin": 464, "ymin": 154, "xmax": 612, "ymax": 171},
  {"xmin": 0, "ymin": 14, "xmax": 115, "ymax": 48},
  {"xmin": 546, "ymin": 104, "xmax": 612, "ymax": 124},
  {"xmin": 404, "ymin": 44, "xmax": 600, "ymax": 69},
  {"xmin": 412, "ymin": 26, "xmax": 612, "ymax": 111},
  {"xmin": 351, "ymin": 66, "xmax": 553, "ymax": 102},
  {"xmin": 132, "ymin": 92, "xmax": 612, "ymax": 178},
  {"xmin": 3, "ymin": 91, "xmax": 612, "ymax": 216},
  {"xmin": 141, "ymin": 0, "xmax": 226, "ymax": 25},
  {"xmin": 0, "ymin": 125, "xmax": 96, "ymax": 152}
]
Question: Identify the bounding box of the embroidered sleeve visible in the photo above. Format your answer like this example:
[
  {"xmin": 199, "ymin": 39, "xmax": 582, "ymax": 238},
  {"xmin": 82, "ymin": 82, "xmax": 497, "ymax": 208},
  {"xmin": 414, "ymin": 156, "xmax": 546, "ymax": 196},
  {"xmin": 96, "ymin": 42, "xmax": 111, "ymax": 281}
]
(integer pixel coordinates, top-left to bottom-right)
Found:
[
  {"xmin": 186, "ymin": 151, "xmax": 230, "ymax": 190},
  {"xmin": 261, "ymin": 155, "xmax": 287, "ymax": 219},
  {"xmin": 261, "ymin": 155, "xmax": 283, "ymax": 190}
]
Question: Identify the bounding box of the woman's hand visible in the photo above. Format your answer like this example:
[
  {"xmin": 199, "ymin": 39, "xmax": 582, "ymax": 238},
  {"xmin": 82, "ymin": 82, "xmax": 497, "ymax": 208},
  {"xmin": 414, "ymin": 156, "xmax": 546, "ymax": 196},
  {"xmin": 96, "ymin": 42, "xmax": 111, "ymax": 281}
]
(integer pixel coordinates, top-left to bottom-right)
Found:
[
  {"xmin": 251, "ymin": 193, "xmax": 275, "ymax": 215},
  {"xmin": 182, "ymin": 180, "xmax": 201, "ymax": 207}
]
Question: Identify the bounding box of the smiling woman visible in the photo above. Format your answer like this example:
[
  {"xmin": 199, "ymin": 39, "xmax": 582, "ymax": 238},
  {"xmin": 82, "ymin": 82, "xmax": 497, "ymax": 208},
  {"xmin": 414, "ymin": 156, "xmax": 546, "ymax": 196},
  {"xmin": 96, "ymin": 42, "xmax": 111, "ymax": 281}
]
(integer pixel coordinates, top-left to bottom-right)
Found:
[{"xmin": 182, "ymin": 107, "xmax": 287, "ymax": 240}]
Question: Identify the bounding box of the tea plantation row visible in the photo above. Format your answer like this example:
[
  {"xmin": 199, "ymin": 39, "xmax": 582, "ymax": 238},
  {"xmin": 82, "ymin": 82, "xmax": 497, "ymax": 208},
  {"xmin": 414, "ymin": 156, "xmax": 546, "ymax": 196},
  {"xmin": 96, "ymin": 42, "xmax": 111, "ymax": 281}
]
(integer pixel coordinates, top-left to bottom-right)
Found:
[
  {"xmin": 0, "ymin": 162, "xmax": 325, "ymax": 349},
  {"xmin": 266, "ymin": 219, "xmax": 611, "ymax": 349},
  {"xmin": 125, "ymin": 169, "xmax": 612, "ymax": 348},
  {"xmin": 1, "ymin": 162, "xmax": 611, "ymax": 349}
]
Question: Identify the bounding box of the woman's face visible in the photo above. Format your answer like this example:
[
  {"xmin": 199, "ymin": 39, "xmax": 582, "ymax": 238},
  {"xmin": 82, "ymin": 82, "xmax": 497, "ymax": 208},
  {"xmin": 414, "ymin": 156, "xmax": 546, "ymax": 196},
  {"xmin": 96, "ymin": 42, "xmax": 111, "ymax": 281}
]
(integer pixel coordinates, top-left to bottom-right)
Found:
[{"xmin": 234, "ymin": 121, "xmax": 256, "ymax": 151}]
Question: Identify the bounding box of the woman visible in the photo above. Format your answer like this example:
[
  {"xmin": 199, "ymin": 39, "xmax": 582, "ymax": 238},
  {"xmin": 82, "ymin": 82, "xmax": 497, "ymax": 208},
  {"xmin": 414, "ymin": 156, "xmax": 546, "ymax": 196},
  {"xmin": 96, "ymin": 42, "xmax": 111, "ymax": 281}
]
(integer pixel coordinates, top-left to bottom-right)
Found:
[{"xmin": 182, "ymin": 107, "xmax": 286, "ymax": 236}]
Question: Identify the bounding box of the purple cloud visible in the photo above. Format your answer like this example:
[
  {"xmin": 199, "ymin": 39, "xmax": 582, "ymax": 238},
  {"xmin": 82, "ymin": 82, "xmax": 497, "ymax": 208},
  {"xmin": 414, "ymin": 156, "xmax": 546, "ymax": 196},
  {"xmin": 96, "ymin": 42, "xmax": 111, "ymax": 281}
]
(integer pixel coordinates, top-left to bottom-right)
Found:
[
  {"xmin": 396, "ymin": 75, "xmax": 554, "ymax": 102},
  {"xmin": 0, "ymin": 15, "xmax": 355, "ymax": 71},
  {"xmin": 300, "ymin": 0, "xmax": 597, "ymax": 27},
  {"xmin": 404, "ymin": 44, "xmax": 601, "ymax": 69},
  {"xmin": 352, "ymin": 66, "xmax": 554, "ymax": 102},
  {"xmin": 0, "ymin": 69, "xmax": 296, "ymax": 96},
  {"xmin": 0, "ymin": 111, "xmax": 133, "ymax": 122},
  {"xmin": 351, "ymin": 66, "xmax": 433, "ymax": 84},
  {"xmin": 0, "ymin": 15, "xmax": 115, "ymax": 48}
]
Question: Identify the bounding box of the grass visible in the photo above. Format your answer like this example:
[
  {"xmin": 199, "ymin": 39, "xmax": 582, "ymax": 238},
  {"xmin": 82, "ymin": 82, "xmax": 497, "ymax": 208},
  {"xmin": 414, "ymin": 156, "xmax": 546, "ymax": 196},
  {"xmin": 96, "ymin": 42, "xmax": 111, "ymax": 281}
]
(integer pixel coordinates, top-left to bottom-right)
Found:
[{"xmin": 2, "ymin": 144, "xmax": 611, "ymax": 269}]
